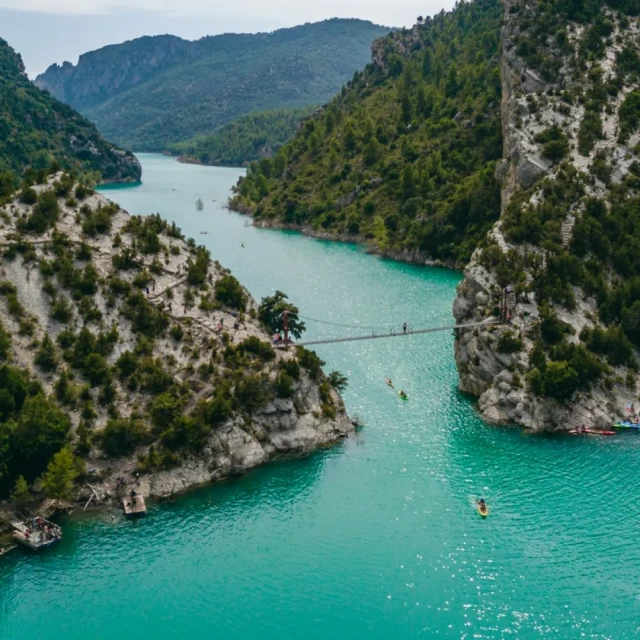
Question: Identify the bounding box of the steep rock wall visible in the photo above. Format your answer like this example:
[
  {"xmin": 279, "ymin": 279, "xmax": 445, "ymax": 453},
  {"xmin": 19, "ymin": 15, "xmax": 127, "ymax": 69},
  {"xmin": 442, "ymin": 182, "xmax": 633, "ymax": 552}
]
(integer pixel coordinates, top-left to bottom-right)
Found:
[{"xmin": 453, "ymin": 0, "xmax": 640, "ymax": 431}]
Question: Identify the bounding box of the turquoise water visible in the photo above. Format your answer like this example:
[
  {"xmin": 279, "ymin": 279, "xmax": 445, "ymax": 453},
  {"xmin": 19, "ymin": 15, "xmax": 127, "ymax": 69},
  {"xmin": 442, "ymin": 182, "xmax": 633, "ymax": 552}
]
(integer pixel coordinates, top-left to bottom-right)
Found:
[{"xmin": 2, "ymin": 154, "xmax": 640, "ymax": 639}]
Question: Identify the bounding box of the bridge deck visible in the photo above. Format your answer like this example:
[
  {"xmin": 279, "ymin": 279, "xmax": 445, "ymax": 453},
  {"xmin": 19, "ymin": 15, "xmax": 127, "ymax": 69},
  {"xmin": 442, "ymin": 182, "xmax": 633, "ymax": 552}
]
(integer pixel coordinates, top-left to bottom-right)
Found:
[{"xmin": 295, "ymin": 320, "xmax": 500, "ymax": 347}]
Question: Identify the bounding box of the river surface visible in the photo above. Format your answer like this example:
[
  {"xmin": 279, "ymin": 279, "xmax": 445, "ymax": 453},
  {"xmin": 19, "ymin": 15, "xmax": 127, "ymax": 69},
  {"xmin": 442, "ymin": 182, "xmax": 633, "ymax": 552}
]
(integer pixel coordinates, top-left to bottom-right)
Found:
[{"xmin": 2, "ymin": 154, "xmax": 640, "ymax": 639}]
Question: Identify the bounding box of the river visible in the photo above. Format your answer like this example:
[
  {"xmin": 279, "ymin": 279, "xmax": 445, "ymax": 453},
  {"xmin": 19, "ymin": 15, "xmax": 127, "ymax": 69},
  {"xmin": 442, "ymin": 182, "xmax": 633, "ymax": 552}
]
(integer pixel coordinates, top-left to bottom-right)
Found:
[{"xmin": 1, "ymin": 154, "xmax": 639, "ymax": 639}]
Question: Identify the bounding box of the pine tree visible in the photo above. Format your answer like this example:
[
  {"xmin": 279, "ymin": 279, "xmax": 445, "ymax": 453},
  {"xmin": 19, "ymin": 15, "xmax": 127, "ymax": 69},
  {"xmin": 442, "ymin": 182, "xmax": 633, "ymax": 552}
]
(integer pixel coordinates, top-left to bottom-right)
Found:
[
  {"xmin": 11, "ymin": 475, "xmax": 30, "ymax": 506},
  {"xmin": 34, "ymin": 334, "xmax": 57, "ymax": 372},
  {"xmin": 42, "ymin": 448, "xmax": 78, "ymax": 500}
]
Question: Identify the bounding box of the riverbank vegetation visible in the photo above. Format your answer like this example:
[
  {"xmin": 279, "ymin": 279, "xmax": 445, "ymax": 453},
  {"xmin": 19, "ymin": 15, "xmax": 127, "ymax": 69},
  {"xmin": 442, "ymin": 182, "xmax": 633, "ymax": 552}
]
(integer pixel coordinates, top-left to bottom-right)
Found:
[
  {"xmin": 468, "ymin": 0, "xmax": 640, "ymax": 408},
  {"xmin": 169, "ymin": 108, "xmax": 315, "ymax": 167},
  {"xmin": 230, "ymin": 0, "xmax": 503, "ymax": 266}
]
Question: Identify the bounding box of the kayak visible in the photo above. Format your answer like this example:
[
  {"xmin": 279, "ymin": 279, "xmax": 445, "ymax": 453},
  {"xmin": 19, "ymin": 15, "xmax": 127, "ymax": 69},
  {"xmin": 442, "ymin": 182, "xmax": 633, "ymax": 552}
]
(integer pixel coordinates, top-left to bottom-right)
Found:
[
  {"xmin": 398, "ymin": 392, "xmax": 408, "ymax": 401},
  {"xmin": 568, "ymin": 428, "xmax": 616, "ymax": 436},
  {"xmin": 613, "ymin": 421, "xmax": 640, "ymax": 429},
  {"xmin": 385, "ymin": 379, "xmax": 394, "ymax": 388},
  {"xmin": 478, "ymin": 505, "xmax": 489, "ymax": 517}
]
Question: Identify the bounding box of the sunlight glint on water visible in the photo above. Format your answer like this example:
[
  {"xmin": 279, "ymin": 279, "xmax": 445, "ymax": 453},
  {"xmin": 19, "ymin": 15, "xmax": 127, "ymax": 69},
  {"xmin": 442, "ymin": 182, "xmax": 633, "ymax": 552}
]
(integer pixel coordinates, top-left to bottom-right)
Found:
[{"xmin": 1, "ymin": 154, "xmax": 639, "ymax": 639}]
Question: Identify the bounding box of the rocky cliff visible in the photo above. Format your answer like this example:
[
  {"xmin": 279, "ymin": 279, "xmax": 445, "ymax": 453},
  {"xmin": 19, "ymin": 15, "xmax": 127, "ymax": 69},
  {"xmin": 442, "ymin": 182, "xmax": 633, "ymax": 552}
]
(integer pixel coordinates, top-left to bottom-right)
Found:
[
  {"xmin": 0, "ymin": 174, "xmax": 351, "ymax": 507},
  {"xmin": 454, "ymin": 0, "xmax": 640, "ymax": 431},
  {"xmin": 36, "ymin": 36, "xmax": 195, "ymax": 111}
]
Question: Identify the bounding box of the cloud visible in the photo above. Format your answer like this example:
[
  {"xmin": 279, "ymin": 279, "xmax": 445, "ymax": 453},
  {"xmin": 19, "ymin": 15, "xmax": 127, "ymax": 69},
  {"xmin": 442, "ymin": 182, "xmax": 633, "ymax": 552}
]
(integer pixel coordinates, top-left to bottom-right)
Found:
[
  {"xmin": 1, "ymin": 0, "xmax": 107, "ymax": 14},
  {"xmin": 2, "ymin": 0, "xmax": 452, "ymax": 27}
]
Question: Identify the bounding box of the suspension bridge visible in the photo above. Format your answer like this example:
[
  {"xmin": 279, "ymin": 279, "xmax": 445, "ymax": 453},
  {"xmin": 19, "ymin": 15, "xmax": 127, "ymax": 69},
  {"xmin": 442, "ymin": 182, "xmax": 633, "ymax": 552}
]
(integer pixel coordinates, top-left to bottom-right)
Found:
[
  {"xmin": 294, "ymin": 319, "xmax": 502, "ymax": 347},
  {"xmin": 272, "ymin": 284, "xmax": 515, "ymax": 348}
]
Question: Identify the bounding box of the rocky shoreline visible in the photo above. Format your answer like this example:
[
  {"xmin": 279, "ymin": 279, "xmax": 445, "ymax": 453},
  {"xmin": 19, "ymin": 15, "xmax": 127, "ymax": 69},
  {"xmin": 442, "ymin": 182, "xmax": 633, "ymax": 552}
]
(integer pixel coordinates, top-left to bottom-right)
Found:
[{"xmin": 229, "ymin": 207, "xmax": 457, "ymax": 270}]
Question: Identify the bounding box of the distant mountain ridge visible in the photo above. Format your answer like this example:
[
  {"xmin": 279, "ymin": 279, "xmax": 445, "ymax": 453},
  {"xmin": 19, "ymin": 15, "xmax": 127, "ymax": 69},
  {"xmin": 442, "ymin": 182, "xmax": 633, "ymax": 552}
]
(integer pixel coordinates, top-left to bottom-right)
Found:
[
  {"xmin": 36, "ymin": 19, "xmax": 390, "ymax": 151},
  {"xmin": 0, "ymin": 38, "xmax": 140, "ymax": 188}
]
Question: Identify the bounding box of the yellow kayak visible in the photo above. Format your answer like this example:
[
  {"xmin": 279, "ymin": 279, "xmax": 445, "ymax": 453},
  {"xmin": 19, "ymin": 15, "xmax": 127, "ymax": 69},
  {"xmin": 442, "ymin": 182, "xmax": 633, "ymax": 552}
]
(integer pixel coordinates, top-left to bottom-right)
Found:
[{"xmin": 478, "ymin": 505, "xmax": 489, "ymax": 517}]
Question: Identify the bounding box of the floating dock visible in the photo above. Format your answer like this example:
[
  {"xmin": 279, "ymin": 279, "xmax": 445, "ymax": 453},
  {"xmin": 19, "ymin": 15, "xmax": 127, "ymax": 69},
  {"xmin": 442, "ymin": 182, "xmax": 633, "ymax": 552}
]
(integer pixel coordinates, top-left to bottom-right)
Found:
[
  {"xmin": 123, "ymin": 494, "xmax": 147, "ymax": 517},
  {"xmin": 11, "ymin": 517, "xmax": 62, "ymax": 551}
]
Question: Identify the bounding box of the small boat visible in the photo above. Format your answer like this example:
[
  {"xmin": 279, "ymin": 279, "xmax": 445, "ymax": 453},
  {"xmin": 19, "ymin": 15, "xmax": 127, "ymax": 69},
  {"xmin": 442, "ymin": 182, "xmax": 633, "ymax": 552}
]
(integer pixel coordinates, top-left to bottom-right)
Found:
[
  {"xmin": 568, "ymin": 428, "xmax": 616, "ymax": 436},
  {"xmin": 12, "ymin": 517, "xmax": 62, "ymax": 551},
  {"xmin": 613, "ymin": 421, "xmax": 640, "ymax": 430},
  {"xmin": 478, "ymin": 504, "xmax": 489, "ymax": 517}
]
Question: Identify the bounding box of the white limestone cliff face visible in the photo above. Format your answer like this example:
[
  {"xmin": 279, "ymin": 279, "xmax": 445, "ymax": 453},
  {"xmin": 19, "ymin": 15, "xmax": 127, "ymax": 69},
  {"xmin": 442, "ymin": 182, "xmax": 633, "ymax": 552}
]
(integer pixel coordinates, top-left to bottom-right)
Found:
[
  {"xmin": 0, "ymin": 175, "xmax": 352, "ymax": 505},
  {"xmin": 453, "ymin": 1, "xmax": 640, "ymax": 431},
  {"xmin": 92, "ymin": 375, "xmax": 350, "ymax": 501}
]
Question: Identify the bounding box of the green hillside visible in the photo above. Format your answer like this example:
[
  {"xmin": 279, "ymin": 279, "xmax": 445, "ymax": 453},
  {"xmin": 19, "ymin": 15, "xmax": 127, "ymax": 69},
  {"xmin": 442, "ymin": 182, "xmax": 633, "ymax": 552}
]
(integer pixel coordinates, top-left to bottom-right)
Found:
[
  {"xmin": 230, "ymin": 0, "xmax": 503, "ymax": 266},
  {"xmin": 169, "ymin": 107, "xmax": 315, "ymax": 167},
  {"xmin": 36, "ymin": 20, "xmax": 390, "ymax": 152},
  {"xmin": 0, "ymin": 38, "xmax": 140, "ymax": 195}
]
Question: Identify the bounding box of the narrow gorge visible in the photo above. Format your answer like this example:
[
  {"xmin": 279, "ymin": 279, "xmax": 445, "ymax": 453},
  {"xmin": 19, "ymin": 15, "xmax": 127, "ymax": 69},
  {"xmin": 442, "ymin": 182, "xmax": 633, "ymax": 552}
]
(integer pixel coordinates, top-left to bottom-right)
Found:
[{"xmin": 231, "ymin": 0, "xmax": 640, "ymax": 432}]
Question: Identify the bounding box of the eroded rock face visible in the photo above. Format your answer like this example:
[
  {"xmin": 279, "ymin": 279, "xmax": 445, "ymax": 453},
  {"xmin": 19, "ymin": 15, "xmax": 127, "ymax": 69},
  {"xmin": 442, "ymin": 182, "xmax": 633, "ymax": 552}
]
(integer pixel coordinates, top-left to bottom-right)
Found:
[
  {"xmin": 453, "ymin": 1, "xmax": 640, "ymax": 432},
  {"xmin": 97, "ymin": 381, "xmax": 352, "ymax": 500}
]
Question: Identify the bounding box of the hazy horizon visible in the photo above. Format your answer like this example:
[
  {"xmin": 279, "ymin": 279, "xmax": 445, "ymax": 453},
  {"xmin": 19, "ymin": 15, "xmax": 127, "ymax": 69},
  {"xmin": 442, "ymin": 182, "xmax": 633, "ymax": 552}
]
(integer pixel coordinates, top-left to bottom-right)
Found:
[{"xmin": 1, "ymin": 0, "xmax": 456, "ymax": 77}]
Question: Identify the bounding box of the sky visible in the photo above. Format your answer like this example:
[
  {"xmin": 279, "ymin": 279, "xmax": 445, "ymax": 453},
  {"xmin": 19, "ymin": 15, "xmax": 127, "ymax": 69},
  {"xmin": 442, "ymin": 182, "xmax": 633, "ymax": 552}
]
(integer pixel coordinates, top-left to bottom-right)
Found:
[{"xmin": 1, "ymin": 0, "xmax": 456, "ymax": 77}]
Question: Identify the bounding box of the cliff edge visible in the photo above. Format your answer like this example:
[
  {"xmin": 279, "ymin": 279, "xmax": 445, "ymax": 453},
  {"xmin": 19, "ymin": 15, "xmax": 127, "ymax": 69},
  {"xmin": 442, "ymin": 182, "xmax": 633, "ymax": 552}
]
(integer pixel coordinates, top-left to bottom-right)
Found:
[{"xmin": 454, "ymin": 0, "xmax": 640, "ymax": 431}]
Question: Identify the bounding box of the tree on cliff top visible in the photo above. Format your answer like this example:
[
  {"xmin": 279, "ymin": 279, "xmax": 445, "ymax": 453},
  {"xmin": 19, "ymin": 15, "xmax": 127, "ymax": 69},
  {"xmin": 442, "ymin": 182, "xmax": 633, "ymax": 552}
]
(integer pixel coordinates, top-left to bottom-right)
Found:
[{"xmin": 258, "ymin": 291, "xmax": 307, "ymax": 339}]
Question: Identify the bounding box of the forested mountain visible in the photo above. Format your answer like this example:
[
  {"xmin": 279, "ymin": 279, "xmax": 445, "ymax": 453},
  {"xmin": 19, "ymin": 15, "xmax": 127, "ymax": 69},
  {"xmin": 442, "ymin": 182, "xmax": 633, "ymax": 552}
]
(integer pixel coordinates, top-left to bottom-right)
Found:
[
  {"xmin": 232, "ymin": 0, "xmax": 640, "ymax": 432},
  {"xmin": 0, "ymin": 38, "xmax": 140, "ymax": 194},
  {"xmin": 36, "ymin": 20, "xmax": 390, "ymax": 152},
  {"xmin": 169, "ymin": 107, "xmax": 315, "ymax": 167},
  {"xmin": 231, "ymin": 0, "xmax": 504, "ymax": 265}
]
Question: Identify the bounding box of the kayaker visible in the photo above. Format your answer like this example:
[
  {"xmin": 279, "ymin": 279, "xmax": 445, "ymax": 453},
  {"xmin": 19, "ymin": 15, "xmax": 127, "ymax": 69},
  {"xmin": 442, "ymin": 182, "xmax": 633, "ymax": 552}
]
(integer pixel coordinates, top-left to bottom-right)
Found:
[
  {"xmin": 476, "ymin": 498, "xmax": 486, "ymax": 509},
  {"xmin": 399, "ymin": 390, "xmax": 407, "ymax": 400},
  {"xmin": 385, "ymin": 378, "xmax": 393, "ymax": 387}
]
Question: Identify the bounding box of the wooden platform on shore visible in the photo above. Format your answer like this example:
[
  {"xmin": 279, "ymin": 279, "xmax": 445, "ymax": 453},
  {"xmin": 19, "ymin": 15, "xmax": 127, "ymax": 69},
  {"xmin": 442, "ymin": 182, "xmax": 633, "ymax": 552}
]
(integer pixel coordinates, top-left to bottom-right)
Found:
[{"xmin": 123, "ymin": 494, "xmax": 147, "ymax": 517}]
